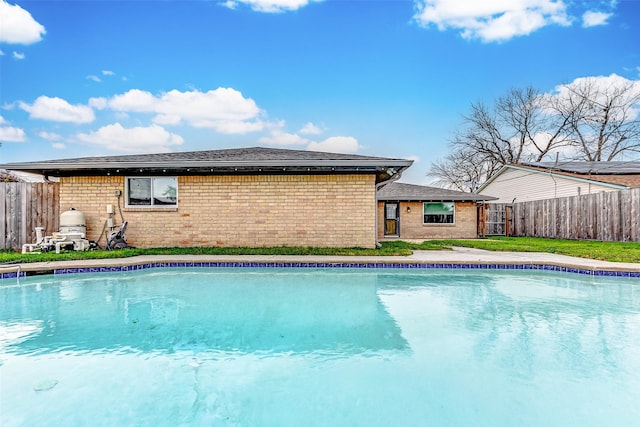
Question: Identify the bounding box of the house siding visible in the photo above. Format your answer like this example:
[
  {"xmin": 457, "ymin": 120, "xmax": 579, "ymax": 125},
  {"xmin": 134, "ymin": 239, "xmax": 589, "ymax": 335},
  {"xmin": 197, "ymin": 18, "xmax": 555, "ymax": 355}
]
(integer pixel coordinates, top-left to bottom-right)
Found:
[
  {"xmin": 60, "ymin": 174, "xmax": 377, "ymax": 248},
  {"xmin": 377, "ymin": 201, "xmax": 478, "ymax": 240},
  {"xmin": 478, "ymin": 168, "xmax": 618, "ymax": 203}
]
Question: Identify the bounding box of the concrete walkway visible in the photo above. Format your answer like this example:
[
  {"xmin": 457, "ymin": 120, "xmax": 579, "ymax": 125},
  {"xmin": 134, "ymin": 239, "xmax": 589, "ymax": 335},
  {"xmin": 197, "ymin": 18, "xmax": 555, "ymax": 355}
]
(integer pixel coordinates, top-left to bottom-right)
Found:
[
  {"xmin": 2, "ymin": 247, "xmax": 639, "ymax": 275},
  {"xmin": 408, "ymin": 247, "xmax": 640, "ymax": 272}
]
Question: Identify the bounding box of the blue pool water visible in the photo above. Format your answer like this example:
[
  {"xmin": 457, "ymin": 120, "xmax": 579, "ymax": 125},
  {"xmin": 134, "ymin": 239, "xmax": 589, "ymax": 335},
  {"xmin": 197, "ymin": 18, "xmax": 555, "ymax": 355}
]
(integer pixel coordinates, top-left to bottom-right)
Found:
[{"xmin": 1, "ymin": 268, "xmax": 639, "ymax": 426}]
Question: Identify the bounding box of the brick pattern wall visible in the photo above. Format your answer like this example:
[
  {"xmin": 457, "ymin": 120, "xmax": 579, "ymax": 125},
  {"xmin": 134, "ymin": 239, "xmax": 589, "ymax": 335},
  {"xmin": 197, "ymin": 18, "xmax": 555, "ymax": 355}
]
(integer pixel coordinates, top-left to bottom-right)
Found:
[
  {"xmin": 59, "ymin": 176, "xmax": 122, "ymax": 247},
  {"xmin": 60, "ymin": 174, "xmax": 377, "ymax": 248},
  {"xmin": 377, "ymin": 201, "xmax": 478, "ymax": 240}
]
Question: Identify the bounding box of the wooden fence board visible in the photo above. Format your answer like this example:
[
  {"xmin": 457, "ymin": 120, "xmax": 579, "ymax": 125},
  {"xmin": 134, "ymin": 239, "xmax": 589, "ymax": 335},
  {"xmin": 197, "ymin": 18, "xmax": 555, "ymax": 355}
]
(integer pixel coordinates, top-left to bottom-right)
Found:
[
  {"xmin": 0, "ymin": 183, "xmax": 5, "ymax": 249},
  {"xmin": 488, "ymin": 188, "xmax": 640, "ymax": 242},
  {"xmin": 1, "ymin": 182, "xmax": 60, "ymax": 250},
  {"xmin": 631, "ymin": 189, "xmax": 640, "ymax": 242}
]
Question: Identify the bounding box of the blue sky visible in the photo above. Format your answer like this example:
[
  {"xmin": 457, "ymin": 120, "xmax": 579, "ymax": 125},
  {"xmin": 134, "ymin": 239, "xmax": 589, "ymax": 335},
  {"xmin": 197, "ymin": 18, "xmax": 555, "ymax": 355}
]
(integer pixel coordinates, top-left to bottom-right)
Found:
[{"xmin": 1, "ymin": 0, "xmax": 638, "ymax": 184}]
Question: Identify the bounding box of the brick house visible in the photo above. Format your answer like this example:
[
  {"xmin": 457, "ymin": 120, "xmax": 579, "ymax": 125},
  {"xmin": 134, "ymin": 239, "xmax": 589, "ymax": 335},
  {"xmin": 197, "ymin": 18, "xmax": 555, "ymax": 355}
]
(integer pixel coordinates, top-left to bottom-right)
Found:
[
  {"xmin": 377, "ymin": 182, "xmax": 496, "ymax": 240},
  {"xmin": 2, "ymin": 147, "xmax": 412, "ymax": 249}
]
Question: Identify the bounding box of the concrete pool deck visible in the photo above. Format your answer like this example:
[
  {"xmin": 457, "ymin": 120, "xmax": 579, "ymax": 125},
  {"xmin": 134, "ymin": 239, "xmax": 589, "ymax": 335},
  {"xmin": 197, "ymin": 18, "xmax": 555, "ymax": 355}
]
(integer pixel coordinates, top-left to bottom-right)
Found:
[{"xmin": 2, "ymin": 247, "xmax": 639, "ymax": 277}]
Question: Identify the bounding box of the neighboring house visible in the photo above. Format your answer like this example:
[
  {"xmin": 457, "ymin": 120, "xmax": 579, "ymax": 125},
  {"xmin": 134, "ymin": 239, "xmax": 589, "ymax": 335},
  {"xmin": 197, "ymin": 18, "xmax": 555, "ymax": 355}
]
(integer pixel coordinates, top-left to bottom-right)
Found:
[
  {"xmin": 377, "ymin": 182, "xmax": 496, "ymax": 240},
  {"xmin": 477, "ymin": 162, "xmax": 640, "ymax": 203},
  {"xmin": 1, "ymin": 169, "xmax": 53, "ymax": 182},
  {"xmin": 1, "ymin": 169, "xmax": 19, "ymax": 182},
  {"xmin": 1, "ymin": 147, "xmax": 412, "ymax": 249}
]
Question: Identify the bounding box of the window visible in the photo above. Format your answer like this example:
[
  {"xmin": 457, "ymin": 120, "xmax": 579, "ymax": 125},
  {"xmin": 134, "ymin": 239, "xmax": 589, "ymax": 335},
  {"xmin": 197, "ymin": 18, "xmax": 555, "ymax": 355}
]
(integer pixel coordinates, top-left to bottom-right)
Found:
[
  {"xmin": 385, "ymin": 204, "xmax": 397, "ymax": 220},
  {"xmin": 127, "ymin": 177, "xmax": 177, "ymax": 207},
  {"xmin": 424, "ymin": 202, "xmax": 454, "ymax": 224}
]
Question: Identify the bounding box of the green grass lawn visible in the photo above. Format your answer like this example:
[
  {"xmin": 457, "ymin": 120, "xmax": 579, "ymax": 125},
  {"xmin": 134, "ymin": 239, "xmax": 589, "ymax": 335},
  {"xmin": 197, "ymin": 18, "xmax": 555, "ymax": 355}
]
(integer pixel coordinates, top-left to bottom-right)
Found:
[
  {"xmin": 1, "ymin": 237, "xmax": 639, "ymax": 264},
  {"xmin": 401, "ymin": 237, "xmax": 640, "ymax": 264}
]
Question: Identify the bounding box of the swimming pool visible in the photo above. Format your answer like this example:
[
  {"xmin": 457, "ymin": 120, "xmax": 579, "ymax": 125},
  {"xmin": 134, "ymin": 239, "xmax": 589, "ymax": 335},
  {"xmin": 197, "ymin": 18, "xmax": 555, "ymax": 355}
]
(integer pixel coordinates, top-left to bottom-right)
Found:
[{"xmin": 1, "ymin": 267, "xmax": 639, "ymax": 426}]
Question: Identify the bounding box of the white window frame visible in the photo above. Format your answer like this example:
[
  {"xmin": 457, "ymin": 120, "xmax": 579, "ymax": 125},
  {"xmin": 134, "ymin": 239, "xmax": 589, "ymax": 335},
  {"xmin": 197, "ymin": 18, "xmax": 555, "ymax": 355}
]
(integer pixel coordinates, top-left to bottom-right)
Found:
[
  {"xmin": 423, "ymin": 202, "xmax": 455, "ymax": 225},
  {"xmin": 125, "ymin": 176, "xmax": 178, "ymax": 208}
]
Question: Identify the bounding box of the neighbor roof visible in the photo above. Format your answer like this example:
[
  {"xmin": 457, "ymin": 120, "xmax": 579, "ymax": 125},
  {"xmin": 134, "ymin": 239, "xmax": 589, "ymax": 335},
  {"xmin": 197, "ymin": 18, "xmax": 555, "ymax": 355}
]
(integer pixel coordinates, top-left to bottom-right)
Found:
[
  {"xmin": 1, "ymin": 147, "xmax": 413, "ymax": 183},
  {"xmin": 377, "ymin": 182, "xmax": 496, "ymax": 202},
  {"xmin": 523, "ymin": 161, "xmax": 640, "ymax": 175},
  {"xmin": 491, "ymin": 162, "xmax": 640, "ymax": 188}
]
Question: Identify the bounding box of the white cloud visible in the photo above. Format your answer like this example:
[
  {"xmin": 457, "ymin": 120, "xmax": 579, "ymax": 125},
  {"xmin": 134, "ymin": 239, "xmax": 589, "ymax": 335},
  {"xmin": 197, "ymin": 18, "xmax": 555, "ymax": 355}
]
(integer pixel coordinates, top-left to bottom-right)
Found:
[
  {"xmin": 210, "ymin": 120, "xmax": 264, "ymax": 134},
  {"xmin": 222, "ymin": 0, "xmax": 238, "ymax": 10},
  {"xmin": 582, "ymin": 11, "xmax": 612, "ymax": 28},
  {"xmin": 307, "ymin": 136, "xmax": 361, "ymax": 153},
  {"xmin": 102, "ymin": 70, "xmax": 115, "ymax": 76},
  {"xmin": 0, "ymin": 0, "xmax": 46, "ymax": 44},
  {"xmin": 259, "ymin": 122, "xmax": 360, "ymax": 153},
  {"xmin": 259, "ymin": 128, "xmax": 309, "ymax": 146},
  {"xmin": 38, "ymin": 131, "xmax": 63, "ymax": 141},
  {"xmin": 12, "ymin": 51, "xmax": 25, "ymax": 60},
  {"xmin": 222, "ymin": 0, "xmax": 319, "ymax": 13},
  {"xmin": 0, "ymin": 125, "xmax": 26, "ymax": 142},
  {"xmin": 413, "ymin": 0, "xmax": 573, "ymax": 42},
  {"xmin": 108, "ymin": 89, "xmax": 156, "ymax": 112},
  {"xmin": 52, "ymin": 142, "xmax": 66, "ymax": 149},
  {"xmin": 551, "ymin": 73, "xmax": 640, "ymax": 98},
  {"xmin": 0, "ymin": 49, "xmax": 4, "ymax": 55},
  {"xmin": 86, "ymin": 75, "xmax": 101, "ymax": 83},
  {"xmin": 299, "ymin": 122, "xmax": 324, "ymax": 135},
  {"xmin": 103, "ymin": 88, "xmax": 263, "ymax": 134},
  {"xmin": 77, "ymin": 123, "xmax": 184, "ymax": 153},
  {"xmin": 548, "ymin": 73, "xmax": 640, "ymax": 120},
  {"xmin": 20, "ymin": 96, "xmax": 95, "ymax": 124},
  {"xmin": 88, "ymin": 97, "xmax": 109, "ymax": 110},
  {"xmin": 0, "ymin": 115, "xmax": 26, "ymax": 142}
]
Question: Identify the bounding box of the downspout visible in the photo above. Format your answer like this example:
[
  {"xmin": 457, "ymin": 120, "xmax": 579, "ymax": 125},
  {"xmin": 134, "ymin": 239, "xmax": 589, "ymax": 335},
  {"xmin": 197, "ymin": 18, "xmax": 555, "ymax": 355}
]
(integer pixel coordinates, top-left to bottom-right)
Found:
[
  {"xmin": 375, "ymin": 169, "xmax": 405, "ymax": 248},
  {"xmin": 550, "ymin": 172, "xmax": 558, "ymax": 199}
]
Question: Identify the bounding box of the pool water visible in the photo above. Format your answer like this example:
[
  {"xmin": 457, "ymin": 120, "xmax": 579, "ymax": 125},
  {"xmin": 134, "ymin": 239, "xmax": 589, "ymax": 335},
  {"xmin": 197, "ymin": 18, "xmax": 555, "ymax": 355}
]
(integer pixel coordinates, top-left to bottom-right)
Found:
[{"xmin": 1, "ymin": 268, "xmax": 639, "ymax": 426}]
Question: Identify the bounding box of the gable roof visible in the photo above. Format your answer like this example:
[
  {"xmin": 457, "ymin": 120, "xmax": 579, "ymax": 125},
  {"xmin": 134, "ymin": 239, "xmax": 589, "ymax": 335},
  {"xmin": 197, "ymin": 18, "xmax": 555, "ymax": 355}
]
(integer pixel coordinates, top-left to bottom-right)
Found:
[
  {"xmin": 478, "ymin": 162, "xmax": 640, "ymax": 193},
  {"xmin": 377, "ymin": 182, "xmax": 496, "ymax": 202},
  {"xmin": 0, "ymin": 147, "xmax": 413, "ymax": 183}
]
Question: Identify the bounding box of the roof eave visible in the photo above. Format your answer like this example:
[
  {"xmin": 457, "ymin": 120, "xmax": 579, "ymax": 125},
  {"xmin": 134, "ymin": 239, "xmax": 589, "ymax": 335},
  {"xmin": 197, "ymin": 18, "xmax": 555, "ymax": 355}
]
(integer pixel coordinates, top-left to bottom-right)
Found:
[
  {"xmin": 3, "ymin": 159, "xmax": 413, "ymax": 183},
  {"xmin": 2, "ymin": 158, "xmax": 410, "ymax": 169},
  {"xmin": 378, "ymin": 197, "xmax": 497, "ymax": 202}
]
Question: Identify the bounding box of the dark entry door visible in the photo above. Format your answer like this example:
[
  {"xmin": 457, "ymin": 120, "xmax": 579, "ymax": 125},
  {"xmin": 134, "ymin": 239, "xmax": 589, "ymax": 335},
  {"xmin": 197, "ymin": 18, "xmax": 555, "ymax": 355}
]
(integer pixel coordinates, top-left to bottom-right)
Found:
[{"xmin": 384, "ymin": 202, "xmax": 399, "ymax": 236}]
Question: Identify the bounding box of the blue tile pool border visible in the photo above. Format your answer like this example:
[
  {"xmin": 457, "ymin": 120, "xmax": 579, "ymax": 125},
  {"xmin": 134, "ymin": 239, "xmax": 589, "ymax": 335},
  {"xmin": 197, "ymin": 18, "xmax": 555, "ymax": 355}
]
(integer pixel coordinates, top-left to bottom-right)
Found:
[{"xmin": 3, "ymin": 261, "xmax": 640, "ymax": 280}]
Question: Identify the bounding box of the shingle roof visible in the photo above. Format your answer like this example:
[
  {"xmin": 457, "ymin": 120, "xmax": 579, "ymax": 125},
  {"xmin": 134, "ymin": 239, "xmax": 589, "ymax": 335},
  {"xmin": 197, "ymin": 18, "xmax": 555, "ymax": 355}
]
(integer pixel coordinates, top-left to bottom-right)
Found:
[
  {"xmin": 523, "ymin": 161, "xmax": 640, "ymax": 175},
  {"xmin": 34, "ymin": 146, "xmax": 405, "ymax": 164},
  {"xmin": 512, "ymin": 162, "xmax": 640, "ymax": 188},
  {"xmin": 377, "ymin": 182, "xmax": 496, "ymax": 202},
  {"xmin": 0, "ymin": 147, "xmax": 413, "ymax": 183}
]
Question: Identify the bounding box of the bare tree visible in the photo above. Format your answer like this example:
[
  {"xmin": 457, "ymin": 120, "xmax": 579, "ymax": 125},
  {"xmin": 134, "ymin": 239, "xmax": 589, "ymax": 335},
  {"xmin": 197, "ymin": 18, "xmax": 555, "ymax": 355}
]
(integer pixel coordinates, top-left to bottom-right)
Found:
[
  {"xmin": 430, "ymin": 77, "xmax": 640, "ymax": 190},
  {"xmin": 548, "ymin": 76, "xmax": 640, "ymax": 161},
  {"xmin": 430, "ymin": 86, "xmax": 571, "ymax": 191},
  {"xmin": 430, "ymin": 146, "xmax": 502, "ymax": 192}
]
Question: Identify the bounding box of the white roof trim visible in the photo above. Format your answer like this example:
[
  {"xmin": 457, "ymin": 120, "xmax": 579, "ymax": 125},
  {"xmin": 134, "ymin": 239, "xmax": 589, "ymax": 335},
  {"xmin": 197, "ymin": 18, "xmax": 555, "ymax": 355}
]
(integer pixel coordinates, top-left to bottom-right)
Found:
[{"xmin": 477, "ymin": 164, "xmax": 629, "ymax": 193}]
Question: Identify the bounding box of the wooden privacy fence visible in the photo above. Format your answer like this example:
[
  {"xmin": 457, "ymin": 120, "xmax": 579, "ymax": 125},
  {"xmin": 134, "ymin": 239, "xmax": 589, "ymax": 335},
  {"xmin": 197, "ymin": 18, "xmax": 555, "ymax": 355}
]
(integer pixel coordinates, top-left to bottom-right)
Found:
[
  {"xmin": 1, "ymin": 182, "xmax": 60, "ymax": 250},
  {"xmin": 496, "ymin": 188, "xmax": 640, "ymax": 242}
]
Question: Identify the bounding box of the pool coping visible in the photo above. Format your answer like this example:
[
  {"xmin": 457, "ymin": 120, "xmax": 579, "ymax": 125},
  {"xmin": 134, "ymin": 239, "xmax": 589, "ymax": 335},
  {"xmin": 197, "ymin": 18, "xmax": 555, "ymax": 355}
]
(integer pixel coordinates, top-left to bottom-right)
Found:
[{"xmin": 2, "ymin": 248, "xmax": 640, "ymax": 280}]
